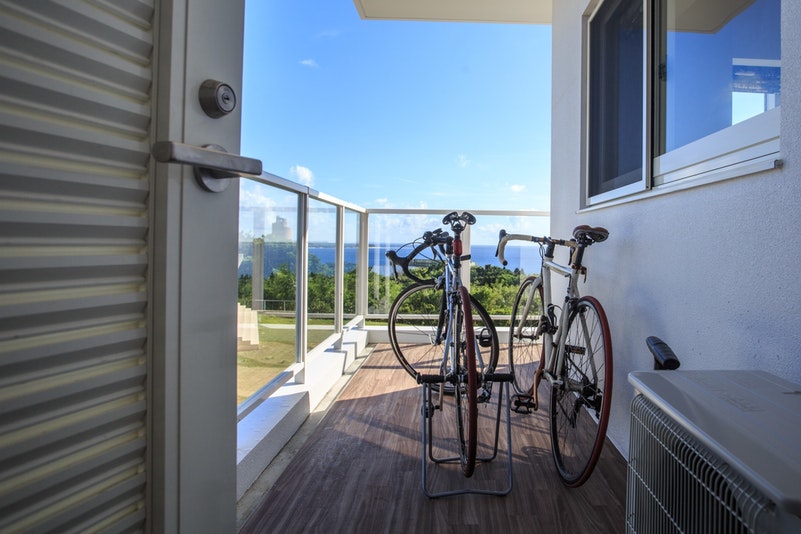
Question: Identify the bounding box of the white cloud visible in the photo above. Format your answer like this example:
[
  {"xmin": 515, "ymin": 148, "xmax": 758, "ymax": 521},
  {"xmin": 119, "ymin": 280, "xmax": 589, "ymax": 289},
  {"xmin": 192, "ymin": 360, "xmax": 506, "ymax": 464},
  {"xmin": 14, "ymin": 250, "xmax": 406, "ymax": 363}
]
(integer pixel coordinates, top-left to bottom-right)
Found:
[
  {"xmin": 239, "ymin": 181, "xmax": 277, "ymax": 208},
  {"xmin": 510, "ymin": 184, "xmax": 526, "ymax": 193},
  {"xmin": 299, "ymin": 59, "xmax": 319, "ymax": 68},
  {"xmin": 290, "ymin": 165, "xmax": 315, "ymax": 187},
  {"xmin": 456, "ymin": 154, "xmax": 470, "ymax": 168}
]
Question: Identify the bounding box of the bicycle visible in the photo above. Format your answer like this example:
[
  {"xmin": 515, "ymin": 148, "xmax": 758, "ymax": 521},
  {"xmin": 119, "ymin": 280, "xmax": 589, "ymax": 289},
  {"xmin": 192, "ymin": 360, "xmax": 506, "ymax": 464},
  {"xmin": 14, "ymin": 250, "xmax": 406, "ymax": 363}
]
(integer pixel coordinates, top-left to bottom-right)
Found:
[
  {"xmin": 385, "ymin": 211, "xmax": 502, "ymax": 481},
  {"xmin": 496, "ymin": 225, "xmax": 613, "ymax": 487}
]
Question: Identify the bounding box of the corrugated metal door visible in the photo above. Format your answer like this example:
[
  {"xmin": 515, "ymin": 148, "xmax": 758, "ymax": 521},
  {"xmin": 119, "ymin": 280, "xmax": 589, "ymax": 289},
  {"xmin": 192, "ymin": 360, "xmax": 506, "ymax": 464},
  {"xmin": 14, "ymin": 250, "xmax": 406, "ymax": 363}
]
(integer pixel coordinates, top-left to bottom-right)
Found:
[{"xmin": 0, "ymin": 0, "xmax": 152, "ymax": 531}]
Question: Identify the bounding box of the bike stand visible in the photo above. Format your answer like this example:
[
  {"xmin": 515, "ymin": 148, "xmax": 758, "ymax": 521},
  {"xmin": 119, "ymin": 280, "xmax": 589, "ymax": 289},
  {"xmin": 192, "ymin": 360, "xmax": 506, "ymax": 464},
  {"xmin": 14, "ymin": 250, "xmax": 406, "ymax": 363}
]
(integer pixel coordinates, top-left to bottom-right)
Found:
[{"xmin": 419, "ymin": 373, "xmax": 514, "ymax": 498}]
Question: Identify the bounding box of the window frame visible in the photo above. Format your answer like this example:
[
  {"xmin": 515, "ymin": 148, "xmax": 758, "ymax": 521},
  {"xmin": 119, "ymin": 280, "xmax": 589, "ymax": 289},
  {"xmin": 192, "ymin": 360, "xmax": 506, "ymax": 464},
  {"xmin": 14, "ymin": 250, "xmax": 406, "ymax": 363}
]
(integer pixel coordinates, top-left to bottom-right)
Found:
[{"xmin": 583, "ymin": 0, "xmax": 781, "ymax": 208}]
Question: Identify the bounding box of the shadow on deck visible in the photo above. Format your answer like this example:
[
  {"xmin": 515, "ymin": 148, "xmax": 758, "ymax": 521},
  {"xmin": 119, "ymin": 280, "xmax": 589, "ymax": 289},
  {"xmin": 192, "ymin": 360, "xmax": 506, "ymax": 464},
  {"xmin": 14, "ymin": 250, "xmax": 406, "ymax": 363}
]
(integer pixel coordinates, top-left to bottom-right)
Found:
[{"xmin": 238, "ymin": 345, "xmax": 627, "ymax": 533}]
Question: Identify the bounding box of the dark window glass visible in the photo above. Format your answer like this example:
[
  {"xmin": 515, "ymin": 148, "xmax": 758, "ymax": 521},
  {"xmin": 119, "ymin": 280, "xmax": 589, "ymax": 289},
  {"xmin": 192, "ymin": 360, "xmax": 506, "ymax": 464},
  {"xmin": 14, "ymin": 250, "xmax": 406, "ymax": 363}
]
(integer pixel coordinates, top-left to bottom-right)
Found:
[{"xmin": 588, "ymin": 0, "xmax": 644, "ymax": 197}]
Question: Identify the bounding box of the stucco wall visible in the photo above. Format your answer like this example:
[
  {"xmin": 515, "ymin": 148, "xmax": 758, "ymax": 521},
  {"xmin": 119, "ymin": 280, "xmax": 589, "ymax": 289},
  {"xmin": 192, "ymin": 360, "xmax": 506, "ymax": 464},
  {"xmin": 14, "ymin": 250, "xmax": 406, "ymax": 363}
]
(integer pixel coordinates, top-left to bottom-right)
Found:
[{"xmin": 551, "ymin": 0, "xmax": 801, "ymax": 457}]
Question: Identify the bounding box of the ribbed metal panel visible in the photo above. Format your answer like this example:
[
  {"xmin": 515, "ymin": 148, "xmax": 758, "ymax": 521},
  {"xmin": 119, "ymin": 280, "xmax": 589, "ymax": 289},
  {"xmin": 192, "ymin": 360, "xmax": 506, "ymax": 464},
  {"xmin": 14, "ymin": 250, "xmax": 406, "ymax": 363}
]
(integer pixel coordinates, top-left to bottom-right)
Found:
[
  {"xmin": 626, "ymin": 395, "xmax": 777, "ymax": 534},
  {"xmin": 0, "ymin": 0, "xmax": 152, "ymax": 531}
]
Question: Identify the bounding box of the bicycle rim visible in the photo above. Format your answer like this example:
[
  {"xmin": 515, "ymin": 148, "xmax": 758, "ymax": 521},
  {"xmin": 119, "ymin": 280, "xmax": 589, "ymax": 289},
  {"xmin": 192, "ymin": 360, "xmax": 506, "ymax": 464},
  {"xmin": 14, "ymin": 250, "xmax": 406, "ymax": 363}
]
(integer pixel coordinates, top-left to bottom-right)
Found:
[
  {"xmin": 455, "ymin": 285, "xmax": 478, "ymax": 477},
  {"xmin": 468, "ymin": 293, "xmax": 499, "ymax": 376},
  {"xmin": 549, "ymin": 296, "xmax": 613, "ymax": 487},
  {"xmin": 387, "ymin": 281, "xmax": 443, "ymax": 381},
  {"xmin": 509, "ymin": 276, "xmax": 544, "ymax": 395}
]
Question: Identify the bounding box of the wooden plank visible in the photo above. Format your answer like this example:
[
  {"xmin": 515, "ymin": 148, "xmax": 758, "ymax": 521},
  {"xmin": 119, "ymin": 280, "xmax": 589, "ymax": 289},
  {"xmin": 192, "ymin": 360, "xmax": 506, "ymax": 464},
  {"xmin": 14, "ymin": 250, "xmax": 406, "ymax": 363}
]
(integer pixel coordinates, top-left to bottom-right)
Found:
[{"xmin": 240, "ymin": 345, "xmax": 627, "ymax": 533}]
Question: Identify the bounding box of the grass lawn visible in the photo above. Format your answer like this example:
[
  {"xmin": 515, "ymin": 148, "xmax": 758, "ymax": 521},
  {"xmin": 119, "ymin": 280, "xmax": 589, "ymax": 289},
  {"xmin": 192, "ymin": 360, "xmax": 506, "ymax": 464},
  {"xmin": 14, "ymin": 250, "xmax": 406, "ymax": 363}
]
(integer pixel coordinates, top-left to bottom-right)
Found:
[{"xmin": 237, "ymin": 314, "xmax": 336, "ymax": 404}]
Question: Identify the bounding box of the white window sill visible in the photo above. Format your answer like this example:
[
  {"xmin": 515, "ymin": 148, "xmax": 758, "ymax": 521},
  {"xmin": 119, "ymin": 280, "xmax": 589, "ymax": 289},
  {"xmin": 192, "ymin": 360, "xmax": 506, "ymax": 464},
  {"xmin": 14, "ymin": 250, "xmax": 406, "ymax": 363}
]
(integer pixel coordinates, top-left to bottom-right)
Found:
[{"xmin": 581, "ymin": 154, "xmax": 783, "ymax": 213}]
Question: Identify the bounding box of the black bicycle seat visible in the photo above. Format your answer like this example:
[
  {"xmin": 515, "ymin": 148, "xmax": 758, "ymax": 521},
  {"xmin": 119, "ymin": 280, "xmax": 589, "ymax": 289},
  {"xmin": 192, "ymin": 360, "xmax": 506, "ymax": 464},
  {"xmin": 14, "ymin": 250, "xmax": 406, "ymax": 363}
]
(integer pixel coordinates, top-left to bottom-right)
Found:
[
  {"xmin": 442, "ymin": 211, "xmax": 476, "ymax": 227},
  {"xmin": 572, "ymin": 225, "xmax": 609, "ymax": 244}
]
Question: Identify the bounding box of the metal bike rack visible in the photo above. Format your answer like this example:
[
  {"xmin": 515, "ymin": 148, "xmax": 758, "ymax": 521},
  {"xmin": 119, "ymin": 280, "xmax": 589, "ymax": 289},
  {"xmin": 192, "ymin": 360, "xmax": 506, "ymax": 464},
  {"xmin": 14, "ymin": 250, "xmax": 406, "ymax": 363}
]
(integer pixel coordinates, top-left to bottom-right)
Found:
[{"xmin": 420, "ymin": 373, "xmax": 514, "ymax": 498}]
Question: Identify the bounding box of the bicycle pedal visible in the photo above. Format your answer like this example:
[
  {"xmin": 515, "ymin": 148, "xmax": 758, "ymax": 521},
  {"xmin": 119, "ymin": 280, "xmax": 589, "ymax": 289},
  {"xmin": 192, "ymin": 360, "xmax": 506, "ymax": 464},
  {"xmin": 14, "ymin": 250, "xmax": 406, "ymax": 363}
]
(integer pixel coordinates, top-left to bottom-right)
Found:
[
  {"xmin": 422, "ymin": 401, "xmax": 439, "ymax": 418},
  {"xmin": 513, "ymin": 395, "xmax": 538, "ymax": 414},
  {"xmin": 477, "ymin": 327, "xmax": 494, "ymax": 348}
]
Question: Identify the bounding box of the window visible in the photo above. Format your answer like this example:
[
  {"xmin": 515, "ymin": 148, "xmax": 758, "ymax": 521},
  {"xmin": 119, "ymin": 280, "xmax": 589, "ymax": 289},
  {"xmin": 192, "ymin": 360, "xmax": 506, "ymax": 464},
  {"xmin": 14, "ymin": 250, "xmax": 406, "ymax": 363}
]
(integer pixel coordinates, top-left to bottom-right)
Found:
[
  {"xmin": 587, "ymin": 0, "xmax": 781, "ymax": 205},
  {"xmin": 588, "ymin": 0, "xmax": 645, "ymax": 199}
]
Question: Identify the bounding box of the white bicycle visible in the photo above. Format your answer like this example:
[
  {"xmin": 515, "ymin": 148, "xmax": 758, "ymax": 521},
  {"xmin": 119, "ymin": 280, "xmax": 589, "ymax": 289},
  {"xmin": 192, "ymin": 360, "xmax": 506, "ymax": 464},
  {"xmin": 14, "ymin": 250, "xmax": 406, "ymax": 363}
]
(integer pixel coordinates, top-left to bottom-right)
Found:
[{"xmin": 496, "ymin": 225, "xmax": 613, "ymax": 487}]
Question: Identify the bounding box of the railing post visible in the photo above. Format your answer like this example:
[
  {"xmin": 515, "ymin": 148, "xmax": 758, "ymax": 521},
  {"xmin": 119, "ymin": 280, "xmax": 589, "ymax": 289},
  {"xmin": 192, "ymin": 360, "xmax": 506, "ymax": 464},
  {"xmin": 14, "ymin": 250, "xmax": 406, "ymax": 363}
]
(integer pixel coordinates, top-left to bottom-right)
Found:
[
  {"xmin": 357, "ymin": 211, "xmax": 369, "ymax": 324},
  {"xmin": 295, "ymin": 192, "xmax": 308, "ymax": 384},
  {"xmin": 334, "ymin": 205, "xmax": 344, "ymax": 347}
]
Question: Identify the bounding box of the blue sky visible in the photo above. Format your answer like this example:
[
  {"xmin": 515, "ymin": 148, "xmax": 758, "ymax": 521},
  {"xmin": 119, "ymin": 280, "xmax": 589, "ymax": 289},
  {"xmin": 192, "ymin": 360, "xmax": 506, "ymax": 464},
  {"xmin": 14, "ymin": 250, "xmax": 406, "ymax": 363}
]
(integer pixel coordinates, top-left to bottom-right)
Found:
[{"xmin": 241, "ymin": 1, "xmax": 552, "ymax": 212}]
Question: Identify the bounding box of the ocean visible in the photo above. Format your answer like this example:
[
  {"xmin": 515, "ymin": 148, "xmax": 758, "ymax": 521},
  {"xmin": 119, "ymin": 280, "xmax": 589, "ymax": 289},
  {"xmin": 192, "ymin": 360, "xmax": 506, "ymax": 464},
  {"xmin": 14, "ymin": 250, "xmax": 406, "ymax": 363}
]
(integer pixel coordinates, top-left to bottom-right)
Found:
[{"xmin": 309, "ymin": 243, "xmax": 541, "ymax": 275}]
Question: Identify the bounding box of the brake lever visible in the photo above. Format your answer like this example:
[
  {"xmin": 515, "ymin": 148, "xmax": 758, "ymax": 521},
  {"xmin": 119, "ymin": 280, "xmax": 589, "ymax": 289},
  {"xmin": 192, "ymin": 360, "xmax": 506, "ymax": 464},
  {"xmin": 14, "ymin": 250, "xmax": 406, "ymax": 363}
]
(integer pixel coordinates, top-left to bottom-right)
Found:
[
  {"xmin": 495, "ymin": 229, "xmax": 507, "ymax": 257},
  {"xmin": 385, "ymin": 251, "xmax": 399, "ymax": 281}
]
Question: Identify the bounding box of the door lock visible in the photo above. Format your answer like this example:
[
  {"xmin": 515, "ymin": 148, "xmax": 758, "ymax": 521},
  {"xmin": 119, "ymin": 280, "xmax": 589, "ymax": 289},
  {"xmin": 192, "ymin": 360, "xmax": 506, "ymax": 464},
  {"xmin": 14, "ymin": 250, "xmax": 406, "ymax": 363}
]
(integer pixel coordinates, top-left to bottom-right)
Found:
[{"xmin": 199, "ymin": 79, "xmax": 237, "ymax": 118}]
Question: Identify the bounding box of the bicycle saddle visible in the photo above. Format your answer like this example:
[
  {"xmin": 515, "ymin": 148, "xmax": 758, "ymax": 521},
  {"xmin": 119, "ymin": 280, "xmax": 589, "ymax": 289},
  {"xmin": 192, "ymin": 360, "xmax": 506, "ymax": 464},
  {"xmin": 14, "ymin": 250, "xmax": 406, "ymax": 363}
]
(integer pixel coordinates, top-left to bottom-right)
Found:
[
  {"xmin": 572, "ymin": 225, "xmax": 609, "ymax": 244},
  {"xmin": 442, "ymin": 211, "xmax": 476, "ymax": 226}
]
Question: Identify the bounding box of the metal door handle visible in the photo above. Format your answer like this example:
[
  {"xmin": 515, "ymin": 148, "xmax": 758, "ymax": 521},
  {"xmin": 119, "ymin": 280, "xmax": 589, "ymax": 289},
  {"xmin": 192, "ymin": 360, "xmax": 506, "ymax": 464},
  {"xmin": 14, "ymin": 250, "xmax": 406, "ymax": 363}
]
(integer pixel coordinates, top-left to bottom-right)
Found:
[{"xmin": 152, "ymin": 141, "xmax": 263, "ymax": 192}]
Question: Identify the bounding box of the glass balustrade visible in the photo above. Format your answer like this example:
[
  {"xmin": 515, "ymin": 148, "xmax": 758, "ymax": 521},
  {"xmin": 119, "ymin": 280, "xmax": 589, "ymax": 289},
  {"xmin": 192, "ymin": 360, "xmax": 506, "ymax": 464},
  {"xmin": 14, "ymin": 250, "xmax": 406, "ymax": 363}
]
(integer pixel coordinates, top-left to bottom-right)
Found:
[{"xmin": 237, "ymin": 173, "xmax": 549, "ymax": 407}]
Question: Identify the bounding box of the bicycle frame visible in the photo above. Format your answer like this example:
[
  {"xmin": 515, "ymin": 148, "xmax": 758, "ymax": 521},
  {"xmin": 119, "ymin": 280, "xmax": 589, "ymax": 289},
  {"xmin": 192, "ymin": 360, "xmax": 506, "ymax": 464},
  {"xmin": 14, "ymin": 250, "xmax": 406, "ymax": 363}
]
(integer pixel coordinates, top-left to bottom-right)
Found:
[
  {"xmin": 523, "ymin": 243, "xmax": 582, "ymax": 388},
  {"xmin": 437, "ymin": 252, "xmax": 461, "ymax": 385},
  {"xmin": 505, "ymin": 231, "xmax": 607, "ymax": 406},
  {"xmin": 430, "ymin": 228, "xmax": 490, "ymax": 399}
]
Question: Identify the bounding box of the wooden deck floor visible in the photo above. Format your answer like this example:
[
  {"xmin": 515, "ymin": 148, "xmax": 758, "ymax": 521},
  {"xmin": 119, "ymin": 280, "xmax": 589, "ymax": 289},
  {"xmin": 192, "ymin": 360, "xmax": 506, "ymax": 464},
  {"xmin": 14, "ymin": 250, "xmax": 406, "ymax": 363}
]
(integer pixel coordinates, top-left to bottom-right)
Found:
[{"xmin": 239, "ymin": 345, "xmax": 628, "ymax": 533}]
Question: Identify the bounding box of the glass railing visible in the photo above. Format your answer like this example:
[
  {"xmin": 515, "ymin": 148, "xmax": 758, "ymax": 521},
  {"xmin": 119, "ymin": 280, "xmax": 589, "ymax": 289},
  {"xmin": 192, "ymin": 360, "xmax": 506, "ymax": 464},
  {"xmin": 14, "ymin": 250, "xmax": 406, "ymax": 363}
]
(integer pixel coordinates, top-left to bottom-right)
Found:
[
  {"xmin": 236, "ymin": 172, "xmax": 549, "ymax": 407},
  {"xmin": 237, "ymin": 175, "xmax": 301, "ymax": 405}
]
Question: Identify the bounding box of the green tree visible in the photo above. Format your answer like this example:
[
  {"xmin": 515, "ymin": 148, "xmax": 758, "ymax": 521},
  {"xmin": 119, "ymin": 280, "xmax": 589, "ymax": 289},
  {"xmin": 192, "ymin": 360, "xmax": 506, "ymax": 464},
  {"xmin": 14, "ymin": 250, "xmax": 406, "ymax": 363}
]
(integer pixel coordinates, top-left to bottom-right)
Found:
[
  {"xmin": 308, "ymin": 272, "xmax": 335, "ymax": 313},
  {"xmin": 309, "ymin": 253, "xmax": 333, "ymax": 276},
  {"xmin": 263, "ymin": 265, "xmax": 296, "ymax": 309},
  {"xmin": 471, "ymin": 264, "xmax": 524, "ymax": 287},
  {"xmin": 469, "ymin": 264, "xmax": 528, "ymax": 316},
  {"xmin": 238, "ymin": 274, "xmax": 252, "ymax": 306},
  {"xmin": 242, "ymin": 262, "xmax": 532, "ymax": 320}
]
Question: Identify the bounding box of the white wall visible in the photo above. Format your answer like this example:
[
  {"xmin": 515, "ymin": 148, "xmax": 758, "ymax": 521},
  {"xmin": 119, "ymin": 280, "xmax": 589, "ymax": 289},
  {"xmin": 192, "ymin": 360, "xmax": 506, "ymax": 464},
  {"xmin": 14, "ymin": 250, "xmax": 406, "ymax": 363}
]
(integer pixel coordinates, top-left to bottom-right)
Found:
[{"xmin": 551, "ymin": 0, "xmax": 801, "ymax": 457}]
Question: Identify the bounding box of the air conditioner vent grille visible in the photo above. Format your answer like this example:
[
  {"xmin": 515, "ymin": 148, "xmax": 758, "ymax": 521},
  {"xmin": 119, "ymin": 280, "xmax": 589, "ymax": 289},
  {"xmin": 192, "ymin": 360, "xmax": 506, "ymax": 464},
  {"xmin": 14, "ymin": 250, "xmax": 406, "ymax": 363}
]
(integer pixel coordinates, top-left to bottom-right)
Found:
[{"xmin": 627, "ymin": 395, "xmax": 776, "ymax": 533}]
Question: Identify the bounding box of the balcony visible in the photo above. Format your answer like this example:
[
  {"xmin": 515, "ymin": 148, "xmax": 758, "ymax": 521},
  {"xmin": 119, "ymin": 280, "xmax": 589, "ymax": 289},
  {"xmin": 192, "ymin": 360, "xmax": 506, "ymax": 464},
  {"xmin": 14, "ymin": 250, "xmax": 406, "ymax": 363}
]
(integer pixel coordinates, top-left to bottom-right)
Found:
[{"xmin": 234, "ymin": 172, "xmax": 627, "ymax": 531}]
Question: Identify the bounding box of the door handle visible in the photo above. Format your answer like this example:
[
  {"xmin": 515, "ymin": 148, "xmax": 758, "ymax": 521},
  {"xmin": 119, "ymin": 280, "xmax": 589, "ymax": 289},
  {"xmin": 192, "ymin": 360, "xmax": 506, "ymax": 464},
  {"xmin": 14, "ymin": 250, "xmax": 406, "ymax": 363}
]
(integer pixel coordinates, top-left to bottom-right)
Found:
[{"xmin": 151, "ymin": 141, "xmax": 263, "ymax": 192}]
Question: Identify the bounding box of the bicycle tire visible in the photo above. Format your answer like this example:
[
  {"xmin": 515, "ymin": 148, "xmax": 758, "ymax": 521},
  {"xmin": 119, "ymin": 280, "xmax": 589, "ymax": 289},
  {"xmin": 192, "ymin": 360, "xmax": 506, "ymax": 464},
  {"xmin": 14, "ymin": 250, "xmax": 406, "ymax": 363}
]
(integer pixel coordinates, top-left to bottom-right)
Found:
[
  {"xmin": 508, "ymin": 276, "xmax": 545, "ymax": 396},
  {"xmin": 387, "ymin": 281, "xmax": 499, "ymax": 382},
  {"xmin": 455, "ymin": 285, "xmax": 478, "ymax": 477},
  {"xmin": 549, "ymin": 296, "xmax": 613, "ymax": 487}
]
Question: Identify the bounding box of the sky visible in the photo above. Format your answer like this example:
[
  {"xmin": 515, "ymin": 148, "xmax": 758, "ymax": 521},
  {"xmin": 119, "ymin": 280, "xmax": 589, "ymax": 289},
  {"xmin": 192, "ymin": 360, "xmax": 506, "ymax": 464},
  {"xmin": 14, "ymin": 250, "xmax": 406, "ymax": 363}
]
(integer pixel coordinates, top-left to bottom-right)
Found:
[{"xmin": 240, "ymin": 1, "xmax": 552, "ymax": 213}]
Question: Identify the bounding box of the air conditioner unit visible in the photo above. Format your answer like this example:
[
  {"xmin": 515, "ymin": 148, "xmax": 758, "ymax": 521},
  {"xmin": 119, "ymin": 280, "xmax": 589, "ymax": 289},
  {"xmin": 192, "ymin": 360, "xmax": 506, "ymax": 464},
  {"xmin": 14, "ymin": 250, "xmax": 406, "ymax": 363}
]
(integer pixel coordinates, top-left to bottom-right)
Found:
[{"xmin": 627, "ymin": 370, "xmax": 801, "ymax": 533}]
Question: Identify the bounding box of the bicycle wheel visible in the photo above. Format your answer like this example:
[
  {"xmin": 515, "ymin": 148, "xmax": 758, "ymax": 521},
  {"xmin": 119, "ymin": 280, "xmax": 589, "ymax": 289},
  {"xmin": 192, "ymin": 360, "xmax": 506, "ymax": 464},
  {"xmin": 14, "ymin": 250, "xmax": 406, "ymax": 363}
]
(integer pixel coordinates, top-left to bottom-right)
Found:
[
  {"xmin": 508, "ymin": 276, "xmax": 545, "ymax": 396},
  {"xmin": 388, "ymin": 282, "xmax": 499, "ymax": 382},
  {"xmin": 387, "ymin": 282, "xmax": 443, "ymax": 380},
  {"xmin": 549, "ymin": 296, "xmax": 613, "ymax": 487},
  {"xmin": 454, "ymin": 285, "xmax": 477, "ymax": 477},
  {"xmin": 469, "ymin": 294, "xmax": 499, "ymax": 377}
]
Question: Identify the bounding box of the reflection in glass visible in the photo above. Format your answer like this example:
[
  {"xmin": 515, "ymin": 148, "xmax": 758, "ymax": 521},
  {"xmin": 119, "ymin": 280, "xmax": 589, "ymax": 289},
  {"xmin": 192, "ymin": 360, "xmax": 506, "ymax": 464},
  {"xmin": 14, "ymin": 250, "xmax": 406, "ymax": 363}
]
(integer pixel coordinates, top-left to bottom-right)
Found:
[
  {"xmin": 344, "ymin": 209, "xmax": 361, "ymax": 321},
  {"xmin": 308, "ymin": 199, "xmax": 336, "ymax": 343},
  {"xmin": 366, "ymin": 212, "xmax": 549, "ymax": 327},
  {"xmin": 657, "ymin": 0, "xmax": 780, "ymax": 154},
  {"xmin": 237, "ymin": 180, "xmax": 299, "ymax": 405}
]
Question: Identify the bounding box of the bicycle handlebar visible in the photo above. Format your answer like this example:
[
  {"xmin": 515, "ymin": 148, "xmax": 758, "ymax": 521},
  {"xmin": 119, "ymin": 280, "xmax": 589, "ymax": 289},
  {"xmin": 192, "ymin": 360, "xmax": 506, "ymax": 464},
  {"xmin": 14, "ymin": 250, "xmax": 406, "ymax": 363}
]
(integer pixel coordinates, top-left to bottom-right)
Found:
[
  {"xmin": 386, "ymin": 212, "xmax": 477, "ymax": 283},
  {"xmin": 495, "ymin": 229, "xmax": 576, "ymax": 267},
  {"xmin": 385, "ymin": 229, "xmax": 450, "ymax": 284}
]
